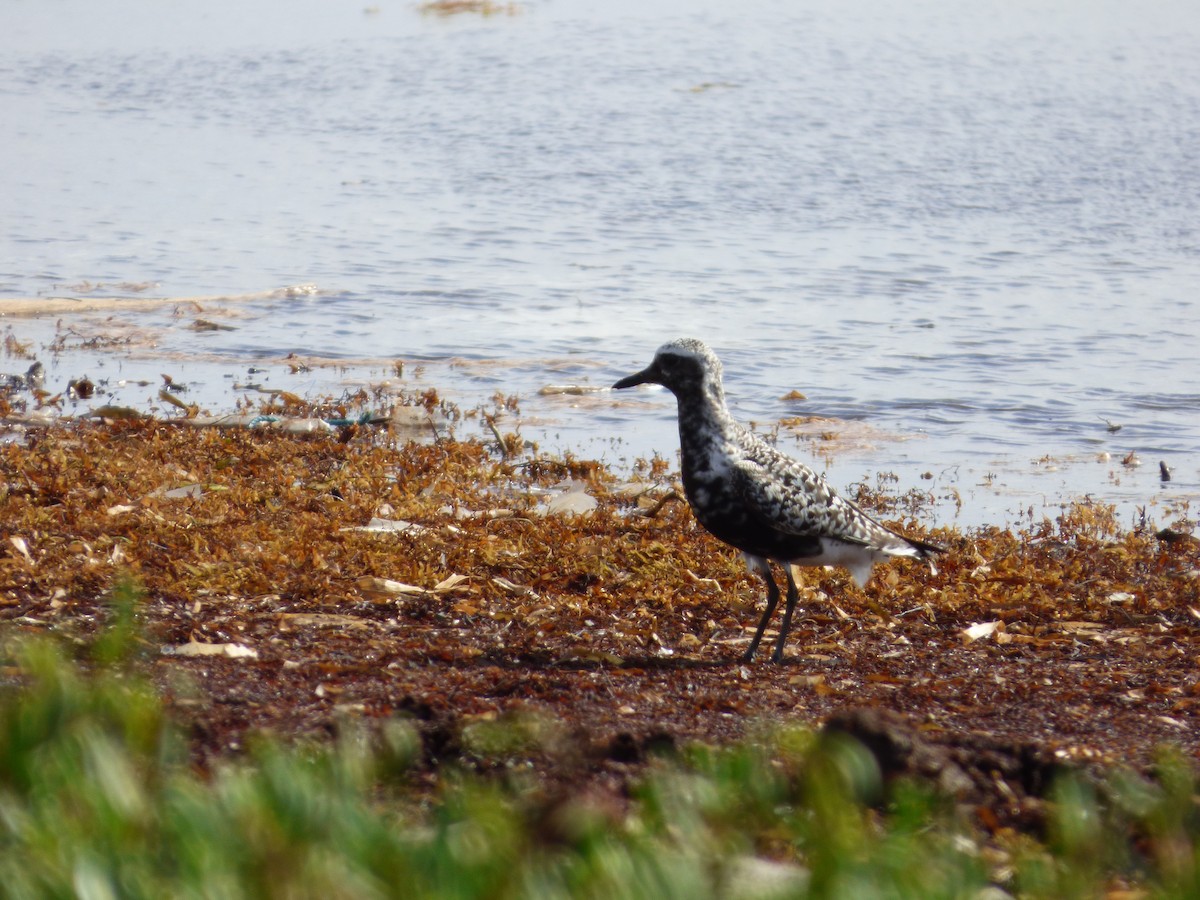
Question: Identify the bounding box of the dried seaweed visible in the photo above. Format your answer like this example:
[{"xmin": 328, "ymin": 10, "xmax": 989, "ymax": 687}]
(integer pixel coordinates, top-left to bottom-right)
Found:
[{"xmin": 1, "ymin": 414, "xmax": 1198, "ymax": 836}]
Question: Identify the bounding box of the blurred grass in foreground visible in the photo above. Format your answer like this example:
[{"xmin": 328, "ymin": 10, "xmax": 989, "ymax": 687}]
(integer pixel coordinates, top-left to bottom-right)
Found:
[{"xmin": 1, "ymin": 583, "xmax": 1199, "ymax": 899}]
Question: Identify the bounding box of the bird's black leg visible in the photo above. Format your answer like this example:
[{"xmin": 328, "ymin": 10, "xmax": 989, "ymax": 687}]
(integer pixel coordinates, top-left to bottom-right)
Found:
[
  {"xmin": 742, "ymin": 561, "xmax": 781, "ymax": 662},
  {"xmin": 770, "ymin": 565, "xmax": 801, "ymax": 663}
]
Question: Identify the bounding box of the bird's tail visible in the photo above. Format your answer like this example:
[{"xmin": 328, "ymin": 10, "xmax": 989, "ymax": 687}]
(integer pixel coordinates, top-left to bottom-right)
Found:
[{"xmin": 904, "ymin": 535, "xmax": 945, "ymax": 575}]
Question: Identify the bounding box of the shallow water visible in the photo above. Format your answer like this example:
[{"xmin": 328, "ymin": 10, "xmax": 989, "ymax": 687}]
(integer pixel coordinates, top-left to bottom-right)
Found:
[{"xmin": 3, "ymin": 0, "xmax": 1199, "ymax": 527}]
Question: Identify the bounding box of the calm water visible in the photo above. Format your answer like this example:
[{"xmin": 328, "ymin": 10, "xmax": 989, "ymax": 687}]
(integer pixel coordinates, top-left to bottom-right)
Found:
[{"xmin": 2, "ymin": 0, "xmax": 1199, "ymax": 527}]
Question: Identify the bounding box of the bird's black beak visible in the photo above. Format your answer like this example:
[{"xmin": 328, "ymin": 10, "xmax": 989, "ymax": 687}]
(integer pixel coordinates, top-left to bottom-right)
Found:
[{"xmin": 613, "ymin": 363, "xmax": 660, "ymax": 390}]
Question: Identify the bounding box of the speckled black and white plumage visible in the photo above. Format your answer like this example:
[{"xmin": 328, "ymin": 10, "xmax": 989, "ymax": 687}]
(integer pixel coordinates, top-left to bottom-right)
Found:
[{"xmin": 613, "ymin": 338, "xmax": 942, "ymax": 663}]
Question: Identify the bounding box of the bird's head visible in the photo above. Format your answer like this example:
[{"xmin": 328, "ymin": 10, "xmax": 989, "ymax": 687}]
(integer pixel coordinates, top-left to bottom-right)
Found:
[{"xmin": 612, "ymin": 338, "xmax": 724, "ymax": 399}]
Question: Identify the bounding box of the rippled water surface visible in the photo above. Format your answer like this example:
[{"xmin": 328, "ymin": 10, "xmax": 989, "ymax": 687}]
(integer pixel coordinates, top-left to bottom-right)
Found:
[{"xmin": 3, "ymin": 0, "xmax": 1199, "ymax": 526}]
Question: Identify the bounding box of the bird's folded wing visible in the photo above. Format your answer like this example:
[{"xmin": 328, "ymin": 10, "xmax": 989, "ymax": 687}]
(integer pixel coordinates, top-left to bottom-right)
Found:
[{"xmin": 730, "ymin": 456, "xmax": 873, "ymax": 546}]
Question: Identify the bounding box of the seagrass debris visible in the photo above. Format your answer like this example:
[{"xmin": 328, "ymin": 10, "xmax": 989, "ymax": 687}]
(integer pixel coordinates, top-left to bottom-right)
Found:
[{"xmin": 0, "ymin": 415, "xmax": 1198, "ymax": 829}]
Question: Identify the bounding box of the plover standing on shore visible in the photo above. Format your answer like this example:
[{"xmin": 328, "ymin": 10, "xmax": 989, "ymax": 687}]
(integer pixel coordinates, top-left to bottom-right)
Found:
[{"xmin": 613, "ymin": 338, "xmax": 942, "ymax": 663}]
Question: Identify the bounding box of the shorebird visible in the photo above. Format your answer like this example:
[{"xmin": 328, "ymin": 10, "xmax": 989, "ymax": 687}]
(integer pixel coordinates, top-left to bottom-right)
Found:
[{"xmin": 613, "ymin": 338, "xmax": 942, "ymax": 663}]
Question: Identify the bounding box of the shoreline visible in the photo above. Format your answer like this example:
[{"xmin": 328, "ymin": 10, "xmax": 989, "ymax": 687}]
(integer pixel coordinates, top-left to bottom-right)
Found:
[{"xmin": 1, "ymin": 415, "xmax": 1196, "ymax": 776}]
